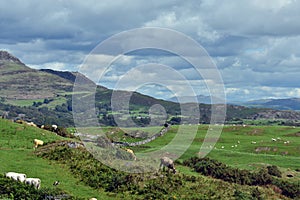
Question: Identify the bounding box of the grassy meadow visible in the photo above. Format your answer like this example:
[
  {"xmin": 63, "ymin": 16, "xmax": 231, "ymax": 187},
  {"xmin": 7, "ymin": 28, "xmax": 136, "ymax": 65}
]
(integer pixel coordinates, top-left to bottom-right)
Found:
[{"xmin": 0, "ymin": 118, "xmax": 299, "ymax": 199}]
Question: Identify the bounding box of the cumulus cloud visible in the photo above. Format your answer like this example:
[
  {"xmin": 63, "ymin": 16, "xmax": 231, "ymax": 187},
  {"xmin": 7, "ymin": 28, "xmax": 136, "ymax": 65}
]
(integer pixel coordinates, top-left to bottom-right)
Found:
[{"xmin": 1, "ymin": 0, "xmax": 300, "ymax": 102}]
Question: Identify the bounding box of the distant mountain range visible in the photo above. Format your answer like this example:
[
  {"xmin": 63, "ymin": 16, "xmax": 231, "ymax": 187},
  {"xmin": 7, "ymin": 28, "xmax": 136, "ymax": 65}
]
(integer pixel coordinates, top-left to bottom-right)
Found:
[
  {"xmin": 236, "ymin": 98, "xmax": 300, "ymax": 111},
  {"xmin": 167, "ymin": 95, "xmax": 225, "ymax": 104},
  {"xmin": 168, "ymin": 94, "xmax": 300, "ymax": 111}
]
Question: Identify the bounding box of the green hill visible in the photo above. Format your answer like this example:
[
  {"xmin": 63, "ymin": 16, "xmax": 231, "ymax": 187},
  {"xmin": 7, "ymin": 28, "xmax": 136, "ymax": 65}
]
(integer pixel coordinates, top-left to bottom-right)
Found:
[
  {"xmin": 1, "ymin": 118, "xmax": 297, "ymax": 199},
  {"xmin": 0, "ymin": 51, "xmax": 74, "ymax": 100}
]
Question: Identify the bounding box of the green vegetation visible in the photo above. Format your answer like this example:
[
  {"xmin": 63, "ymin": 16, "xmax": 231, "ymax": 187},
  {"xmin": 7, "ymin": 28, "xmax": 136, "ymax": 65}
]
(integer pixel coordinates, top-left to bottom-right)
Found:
[
  {"xmin": 0, "ymin": 119, "xmax": 110, "ymax": 199},
  {"xmin": 183, "ymin": 157, "xmax": 299, "ymax": 198},
  {"xmin": 0, "ymin": 174, "xmax": 81, "ymax": 200},
  {"xmin": 1, "ymin": 118, "xmax": 299, "ymax": 199}
]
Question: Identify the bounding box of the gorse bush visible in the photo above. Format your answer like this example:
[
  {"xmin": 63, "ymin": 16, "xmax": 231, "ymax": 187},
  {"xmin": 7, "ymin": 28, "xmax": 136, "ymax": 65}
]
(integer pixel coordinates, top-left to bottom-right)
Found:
[
  {"xmin": 266, "ymin": 165, "xmax": 282, "ymax": 178},
  {"xmin": 183, "ymin": 157, "xmax": 299, "ymax": 199},
  {"xmin": 35, "ymin": 144, "xmax": 233, "ymax": 199},
  {"xmin": 35, "ymin": 143, "xmax": 296, "ymax": 199}
]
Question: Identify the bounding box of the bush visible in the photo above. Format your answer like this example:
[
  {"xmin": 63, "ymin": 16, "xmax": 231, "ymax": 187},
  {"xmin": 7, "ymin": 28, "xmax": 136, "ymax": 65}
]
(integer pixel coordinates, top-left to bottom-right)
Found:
[
  {"xmin": 267, "ymin": 165, "xmax": 282, "ymax": 177},
  {"xmin": 183, "ymin": 157, "xmax": 299, "ymax": 199}
]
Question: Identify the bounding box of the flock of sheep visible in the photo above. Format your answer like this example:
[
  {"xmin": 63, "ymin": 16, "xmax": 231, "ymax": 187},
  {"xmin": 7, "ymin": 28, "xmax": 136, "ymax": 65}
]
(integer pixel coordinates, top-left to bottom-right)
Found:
[{"xmin": 5, "ymin": 172, "xmax": 41, "ymax": 189}]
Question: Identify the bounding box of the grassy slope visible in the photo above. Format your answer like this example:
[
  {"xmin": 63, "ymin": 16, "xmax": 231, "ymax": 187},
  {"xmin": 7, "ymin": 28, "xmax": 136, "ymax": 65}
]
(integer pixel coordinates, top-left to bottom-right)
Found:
[
  {"xmin": 0, "ymin": 119, "xmax": 112, "ymax": 199},
  {"xmin": 1, "ymin": 119, "xmax": 298, "ymax": 199},
  {"xmin": 0, "ymin": 61, "xmax": 73, "ymax": 100},
  {"xmin": 136, "ymin": 125, "xmax": 300, "ymax": 172}
]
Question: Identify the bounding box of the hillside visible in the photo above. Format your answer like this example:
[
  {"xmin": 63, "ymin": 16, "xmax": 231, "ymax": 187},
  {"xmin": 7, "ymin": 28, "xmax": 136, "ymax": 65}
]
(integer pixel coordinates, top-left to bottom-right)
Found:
[
  {"xmin": 1, "ymin": 50, "xmax": 300, "ymax": 127},
  {"xmin": 0, "ymin": 51, "xmax": 74, "ymax": 100},
  {"xmin": 1, "ymin": 118, "xmax": 298, "ymax": 199}
]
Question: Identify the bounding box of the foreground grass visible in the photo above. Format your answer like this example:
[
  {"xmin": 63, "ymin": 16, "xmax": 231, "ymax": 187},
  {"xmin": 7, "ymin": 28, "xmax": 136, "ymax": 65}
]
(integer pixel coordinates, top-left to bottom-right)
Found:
[
  {"xmin": 1, "ymin": 119, "xmax": 299, "ymax": 199},
  {"xmin": 0, "ymin": 119, "xmax": 112, "ymax": 199}
]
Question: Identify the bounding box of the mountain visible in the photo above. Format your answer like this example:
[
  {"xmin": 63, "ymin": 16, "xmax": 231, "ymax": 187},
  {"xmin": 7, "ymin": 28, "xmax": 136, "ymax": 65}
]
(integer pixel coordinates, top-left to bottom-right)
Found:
[
  {"xmin": 240, "ymin": 98, "xmax": 300, "ymax": 111},
  {"xmin": 0, "ymin": 50, "xmax": 74, "ymax": 100},
  {"xmin": 167, "ymin": 95, "xmax": 224, "ymax": 104},
  {"xmin": 1, "ymin": 50, "xmax": 300, "ymax": 127}
]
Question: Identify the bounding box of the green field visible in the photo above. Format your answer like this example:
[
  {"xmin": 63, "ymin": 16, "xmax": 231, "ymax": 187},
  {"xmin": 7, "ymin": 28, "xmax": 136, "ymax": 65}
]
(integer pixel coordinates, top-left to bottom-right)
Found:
[
  {"xmin": 1, "ymin": 119, "xmax": 299, "ymax": 199},
  {"xmin": 140, "ymin": 125, "xmax": 299, "ymax": 172},
  {"xmin": 0, "ymin": 119, "xmax": 113, "ymax": 199}
]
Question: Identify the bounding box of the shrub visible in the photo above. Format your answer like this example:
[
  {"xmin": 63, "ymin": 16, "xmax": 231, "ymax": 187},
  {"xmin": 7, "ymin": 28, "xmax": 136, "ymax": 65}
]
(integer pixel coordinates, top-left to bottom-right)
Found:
[
  {"xmin": 267, "ymin": 165, "xmax": 282, "ymax": 178},
  {"xmin": 183, "ymin": 157, "xmax": 299, "ymax": 199}
]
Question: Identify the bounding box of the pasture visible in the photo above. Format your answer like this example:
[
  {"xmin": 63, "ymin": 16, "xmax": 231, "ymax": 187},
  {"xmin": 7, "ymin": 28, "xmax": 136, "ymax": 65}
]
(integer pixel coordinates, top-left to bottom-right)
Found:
[
  {"xmin": 0, "ymin": 119, "xmax": 113, "ymax": 199},
  {"xmin": 1, "ymin": 118, "xmax": 299, "ymax": 199},
  {"xmin": 133, "ymin": 124, "xmax": 300, "ymax": 171}
]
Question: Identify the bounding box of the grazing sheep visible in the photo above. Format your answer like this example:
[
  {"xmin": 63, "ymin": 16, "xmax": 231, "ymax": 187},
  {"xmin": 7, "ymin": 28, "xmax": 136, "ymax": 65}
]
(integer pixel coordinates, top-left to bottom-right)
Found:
[
  {"xmin": 25, "ymin": 178, "xmax": 41, "ymax": 189},
  {"xmin": 89, "ymin": 198, "xmax": 97, "ymax": 200},
  {"xmin": 26, "ymin": 122, "xmax": 37, "ymax": 127},
  {"xmin": 125, "ymin": 148, "xmax": 136, "ymax": 161},
  {"xmin": 221, "ymin": 146, "xmax": 224, "ymax": 149},
  {"xmin": 52, "ymin": 124, "xmax": 58, "ymax": 130},
  {"xmin": 159, "ymin": 157, "xmax": 176, "ymax": 174},
  {"xmin": 272, "ymin": 138, "xmax": 277, "ymax": 142},
  {"xmin": 251, "ymin": 141, "xmax": 256, "ymax": 144},
  {"xmin": 5, "ymin": 172, "xmax": 26, "ymax": 182},
  {"xmin": 284, "ymin": 141, "xmax": 290, "ymax": 145},
  {"xmin": 33, "ymin": 139, "xmax": 44, "ymax": 149}
]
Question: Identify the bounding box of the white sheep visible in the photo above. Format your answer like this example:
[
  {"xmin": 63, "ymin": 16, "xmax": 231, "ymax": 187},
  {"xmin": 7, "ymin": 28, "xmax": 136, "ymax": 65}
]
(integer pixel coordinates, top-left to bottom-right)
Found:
[
  {"xmin": 52, "ymin": 124, "xmax": 58, "ymax": 130},
  {"xmin": 33, "ymin": 139, "xmax": 44, "ymax": 149},
  {"xmin": 25, "ymin": 178, "xmax": 41, "ymax": 189},
  {"xmin": 5, "ymin": 172, "xmax": 26, "ymax": 183}
]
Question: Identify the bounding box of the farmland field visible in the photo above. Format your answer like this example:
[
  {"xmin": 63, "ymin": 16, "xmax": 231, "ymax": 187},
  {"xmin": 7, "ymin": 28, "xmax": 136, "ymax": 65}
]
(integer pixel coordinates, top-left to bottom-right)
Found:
[{"xmin": 0, "ymin": 118, "xmax": 299, "ymax": 199}]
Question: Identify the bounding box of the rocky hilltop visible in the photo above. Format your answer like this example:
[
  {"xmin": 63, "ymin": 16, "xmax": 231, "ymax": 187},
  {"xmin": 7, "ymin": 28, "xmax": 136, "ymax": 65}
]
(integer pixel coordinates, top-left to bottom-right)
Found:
[
  {"xmin": 0, "ymin": 50, "xmax": 23, "ymax": 64},
  {"xmin": 0, "ymin": 50, "xmax": 74, "ymax": 100}
]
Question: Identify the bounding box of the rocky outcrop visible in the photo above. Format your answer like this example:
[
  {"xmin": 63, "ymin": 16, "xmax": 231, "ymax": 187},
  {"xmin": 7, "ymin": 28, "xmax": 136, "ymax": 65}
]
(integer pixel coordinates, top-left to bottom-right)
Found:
[{"xmin": 0, "ymin": 50, "xmax": 23, "ymax": 64}]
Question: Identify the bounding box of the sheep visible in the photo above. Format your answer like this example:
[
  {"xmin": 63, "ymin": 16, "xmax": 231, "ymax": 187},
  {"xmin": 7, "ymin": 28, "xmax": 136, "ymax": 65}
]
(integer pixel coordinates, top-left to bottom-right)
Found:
[
  {"xmin": 124, "ymin": 148, "xmax": 136, "ymax": 161},
  {"xmin": 251, "ymin": 141, "xmax": 256, "ymax": 144},
  {"xmin": 25, "ymin": 178, "xmax": 41, "ymax": 189},
  {"xmin": 89, "ymin": 198, "xmax": 97, "ymax": 200},
  {"xmin": 33, "ymin": 139, "xmax": 44, "ymax": 149},
  {"xmin": 51, "ymin": 124, "xmax": 58, "ymax": 130},
  {"xmin": 26, "ymin": 122, "xmax": 37, "ymax": 127},
  {"xmin": 272, "ymin": 138, "xmax": 277, "ymax": 142},
  {"xmin": 221, "ymin": 146, "xmax": 224, "ymax": 149},
  {"xmin": 5, "ymin": 172, "xmax": 26, "ymax": 182},
  {"xmin": 159, "ymin": 157, "xmax": 176, "ymax": 174}
]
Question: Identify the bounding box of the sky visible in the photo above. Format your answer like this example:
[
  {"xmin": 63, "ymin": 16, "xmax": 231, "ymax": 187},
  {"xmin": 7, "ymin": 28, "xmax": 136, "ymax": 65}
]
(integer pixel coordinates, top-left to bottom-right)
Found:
[{"xmin": 1, "ymin": 0, "xmax": 300, "ymax": 102}]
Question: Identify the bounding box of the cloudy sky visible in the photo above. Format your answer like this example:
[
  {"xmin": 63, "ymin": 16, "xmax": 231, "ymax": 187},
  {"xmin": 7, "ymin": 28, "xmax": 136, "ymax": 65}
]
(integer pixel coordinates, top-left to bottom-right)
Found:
[{"xmin": 1, "ymin": 0, "xmax": 300, "ymax": 102}]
